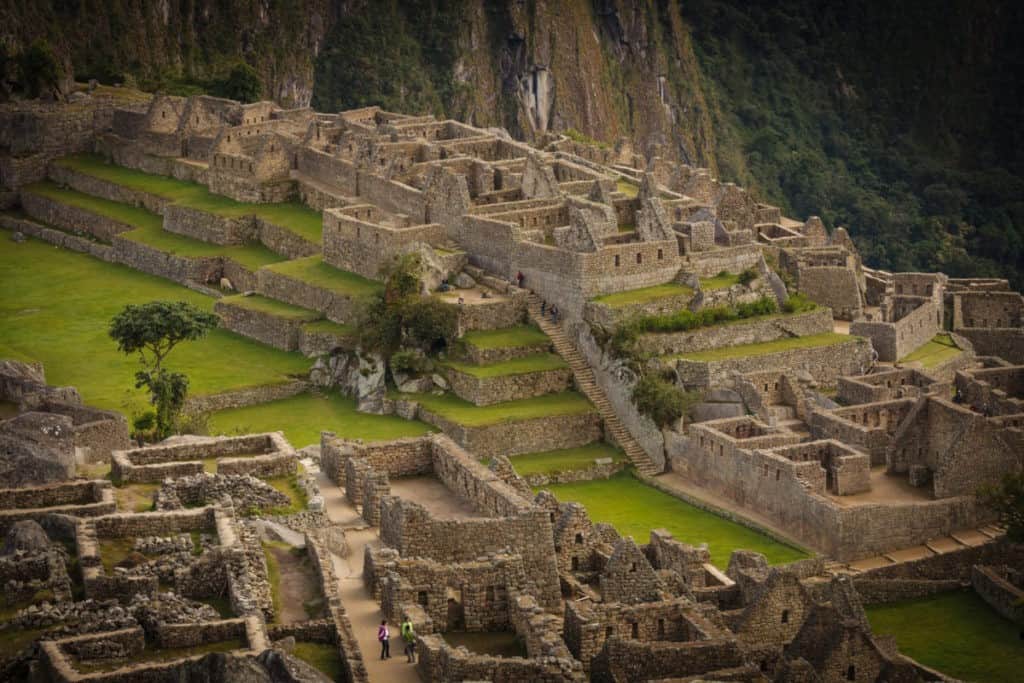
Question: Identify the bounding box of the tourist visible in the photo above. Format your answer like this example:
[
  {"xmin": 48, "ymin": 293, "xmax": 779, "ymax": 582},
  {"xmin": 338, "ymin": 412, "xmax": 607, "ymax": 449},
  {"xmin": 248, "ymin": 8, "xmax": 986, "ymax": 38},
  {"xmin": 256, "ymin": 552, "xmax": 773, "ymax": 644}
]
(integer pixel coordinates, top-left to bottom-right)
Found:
[
  {"xmin": 541, "ymin": 300, "xmax": 547, "ymax": 315},
  {"xmin": 401, "ymin": 616, "xmax": 417, "ymax": 663},
  {"xmin": 516, "ymin": 271, "xmax": 525, "ymax": 288},
  {"xmin": 481, "ymin": 290, "xmax": 491, "ymax": 299},
  {"xmin": 439, "ymin": 277, "xmax": 450, "ymax": 293},
  {"xmin": 550, "ymin": 305, "xmax": 559, "ymax": 323},
  {"xmin": 378, "ymin": 619, "xmax": 390, "ymax": 659},
  {"xmin": 458, "ymin": 296, "xmax": 465, "ymax": 305}
]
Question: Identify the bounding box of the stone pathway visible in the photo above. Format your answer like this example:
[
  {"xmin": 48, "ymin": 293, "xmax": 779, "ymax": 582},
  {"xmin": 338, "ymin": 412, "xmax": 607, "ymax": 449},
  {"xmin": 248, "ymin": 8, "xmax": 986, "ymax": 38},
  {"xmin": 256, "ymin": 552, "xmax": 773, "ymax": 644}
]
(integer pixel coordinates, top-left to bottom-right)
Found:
[
  {"xmin": 316, "ymin": 472, "xmax": 421, "ymax": 683},
  {"xmin": 526, "ymin": 293, "xmax": 661, "ymax": 476}
]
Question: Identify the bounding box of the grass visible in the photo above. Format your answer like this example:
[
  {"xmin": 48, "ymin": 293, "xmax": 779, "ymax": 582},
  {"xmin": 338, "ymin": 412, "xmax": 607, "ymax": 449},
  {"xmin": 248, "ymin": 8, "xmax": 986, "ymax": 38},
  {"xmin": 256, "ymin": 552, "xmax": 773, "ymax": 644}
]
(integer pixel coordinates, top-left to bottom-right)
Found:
[
  {"xmin": 591, "ymin": 283, "xmax": 694, "ymax": 308},
  {"xmin": 700, "ymin": 272, "xmax": 742, "ymax": 290},
  {"xmin": 510, "ymin": 443, "xmax": 626, "ymax": 476},
  {"xmin": 25, "ymin": 181, "xmax": 163, "ymax": 233},
  {"xmin": 292, "ymin": 642, "xmax": 346, "ymax": 681},
  {"xmin": 400, "ymin": 391, "xmax": 596, "ymax": 427},
  {"xmin": 302, "ymin": 319, "xmax": 356, "ymax": 338},
  {"xmin": 0, "ymin": 235, "xmax": 310, "ymax": 416},
  {"xmin": 265, "ymin": 474, "xmax": 308, "ymax": 515},
  {"xmin": 122, "ymin": 221, "xmax": 282, "ymax": 270},
  {"xmin": 263, "ymin": 542, "xmax": 284, "ymax": 621},
  {"xmin": 114, "ymin": 482, "xmax": 159, "ymax": 512},
  {"xmin": 461, "ymin": 325, "xmax": 550, "ymax": 350},
  {"xmin": 262, "ymin": 255, "xmax": 382, "ymax": 298},
  {"xmin": 218, "ymin": 294, "xmax": 321, "ymax": 321},
  {"xmin": 866, "ymin": 590, "xmax": 1024, "ymax": 683},
  {"xmin": 616, "ymin": 179, "xmax": 639, "ymax": 197},
  {"xmin": 98, "ymin": 537, "xmax": 139, "ymax": 573},
  {"xmin": 674, "ymin": 333, "xmax": 855, "ymax": 362},
  {"xmin": 445, "ymin": 353, "xmax": 567, "ymax": 378},
  {"xmin": 208, "ymin": 391, "xmax": 435, "ymax": 448},
  {"xmin": 55, "ymin": 154, "xmax": 323, "ymax": 242},
  {"xmin": 899, "ymin": 333, "xmax": 962, "ymax": 368},
  {"xmin": 538, "ymin": 472, "xmax": 809, "ymax": 567}
]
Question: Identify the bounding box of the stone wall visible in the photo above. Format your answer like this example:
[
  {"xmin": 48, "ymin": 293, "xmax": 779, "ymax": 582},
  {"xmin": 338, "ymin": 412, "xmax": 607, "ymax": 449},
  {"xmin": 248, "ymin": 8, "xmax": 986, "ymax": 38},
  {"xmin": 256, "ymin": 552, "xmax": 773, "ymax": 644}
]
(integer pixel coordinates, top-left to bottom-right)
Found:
[
  {"xmin": 21, "ymin": 191, "xmax": 134, "ymax": 242},
  {"xmin": 183, "ymin": 380, "xmax": 309, "ymax": 414},
  {"xmin": 256, "ymin": 217, "xmax": 320, "ymax": 259},
  {"xmin": 0, "ymin": 481, "xmax": 115, "ymax": 535},
  {"xmin": 0, "ymin": 214, "xmax": 115, "ymax": 260},
  {"xmin": 257, "ymin": 263, "xmax": 367, "ymax": 324},
  {"xmin": 971, "ymin": 565, "xmax": 1024, "ymax": 624},
  {"xmin": 320, "ymin": 435, "xmax": 433, "ymax": 486},
  {"xmin": 415, "ymin": 406, "xmax": 602, "ymax": 457},
  {"xmin": 850, "ymin": 300, "xmax": 942, "ymax": 361},
  {"xmin": 112, "ymin": 235, "xmax": 220, "ymax": 287},
  {"xmin": 112, "ymin": 433, "xmax": 291, "ymax": 484},
  {"xmin": 797, "ymin": 266, "xmax": 863, "ymax": 320},
  {"xmin": 213, "ymin": 298, "xmax": 310, "ymax": 352},
  {"xmin": 416, "ymin": 634, "xmax": 584, "ymax": 683},
  {"xmin": 49, "ymin": 163, "xmax": 169, "ymax": 214},
  {"xmin": 680, "ymin": 244, "xmax": 762, "ymax": 278},
  {"xmin": 446, "ymin": 364, "xmax": 571, "ymax": 406}
]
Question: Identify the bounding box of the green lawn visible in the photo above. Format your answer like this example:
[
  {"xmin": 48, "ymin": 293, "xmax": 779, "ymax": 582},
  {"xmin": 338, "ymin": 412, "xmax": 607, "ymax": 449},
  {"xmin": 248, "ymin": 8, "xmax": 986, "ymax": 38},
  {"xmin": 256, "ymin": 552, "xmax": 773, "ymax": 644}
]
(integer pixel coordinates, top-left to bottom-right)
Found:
[
  {"xmin": 0, "ymin": 235, "xmax": 310, "ymax": 415},
  {"xmin": 55, "ymin": 154, "xmax": 323, "ymax": 242},
  {"xmin": 510, "ymin": 443, "xmax": 625, "ymax": 476},
  {"xmin": 866, "ymin": 590, "xmax": 1024, "ymax": 683},
  {"xmin": 700, "ymin": 273, "xmax": 741, "ymax": 290},
  {"xmin": 591, "ymin": 283, "xmax": 694, "ymax": 308},
  {"xmin": 674, "ymin": 332, "xmax": 854, "ymax": 362},
  {"xmin": 25, "ymin": 181, "xmax": 285, "ymax": 270},
  {"xmin": 538, "ymin": 472, "xmax": 809, "ymax": 567},
  {"xmin": 400, "ymin": 390, "xmax": 596, "ymax": 427},
  {"xmin": 302, "ymin": 319, "xmax": 356, "ymax": 338},
  {"xmin": 262, "ymin": 255, "xmax": 381, "ymax": 298},
  {"xmin": 616, "ymin": 179, "xmax": 639, "ymax": 197},
  {"xmin": 445, "ymin": 353, "xmax": 567, "ymax": 378},
  {"xmin": 899, "ymin": 334, "xmax": 962, "ymax": 368},
  {"xmin": 218, "ymin": 294, "xmax": 321, "ymax": 321},
  {"xmin": 292, "ymin": 642, "xmax": 346, "ymax": 681},
  {"xmin": 208, "ymin": 392, "xmax": 435, "ymax": 448},
  {"xmin": 461, "ymin": 325, "xmax": 550, "ymax": 350}
]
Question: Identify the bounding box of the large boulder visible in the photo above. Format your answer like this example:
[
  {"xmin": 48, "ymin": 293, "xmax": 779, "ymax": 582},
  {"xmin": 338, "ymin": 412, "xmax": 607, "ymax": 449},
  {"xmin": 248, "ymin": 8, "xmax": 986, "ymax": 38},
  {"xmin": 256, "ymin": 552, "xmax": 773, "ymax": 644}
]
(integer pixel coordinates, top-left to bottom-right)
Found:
[
  {"xmin": 257, "ymin": 649, "xmax": 335, "ymax": 683},
  {"xmin": 0, "ymin": 411, "xmax": 76, "ymax": 485},
  {"xmin": 2, "ymin": 520, "xmax": 50, "ymax": 555},
  {"xmin": 355, "ymin": 354, "xmax": 386, "ymax": 414}
]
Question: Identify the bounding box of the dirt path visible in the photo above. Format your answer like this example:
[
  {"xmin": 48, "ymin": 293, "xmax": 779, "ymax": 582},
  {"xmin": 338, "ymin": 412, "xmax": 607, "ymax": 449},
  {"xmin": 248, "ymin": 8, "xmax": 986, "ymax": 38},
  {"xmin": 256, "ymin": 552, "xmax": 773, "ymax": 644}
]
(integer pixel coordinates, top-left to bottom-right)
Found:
[
  {"xmin": 316, "ymin": 473, "xmax": 421, "ymax": 683},
  {"xmin": 267, "ymin": 544, "xmax": 323, "ymax": 624}
]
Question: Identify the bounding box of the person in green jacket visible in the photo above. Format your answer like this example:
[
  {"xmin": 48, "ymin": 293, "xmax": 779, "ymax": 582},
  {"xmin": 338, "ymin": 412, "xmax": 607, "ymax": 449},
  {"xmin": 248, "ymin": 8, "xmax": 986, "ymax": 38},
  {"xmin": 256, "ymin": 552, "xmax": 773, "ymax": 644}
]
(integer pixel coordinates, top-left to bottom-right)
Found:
[{"xmin": 401, "ymin": 616, "xmax": 416, "ymax": 663}]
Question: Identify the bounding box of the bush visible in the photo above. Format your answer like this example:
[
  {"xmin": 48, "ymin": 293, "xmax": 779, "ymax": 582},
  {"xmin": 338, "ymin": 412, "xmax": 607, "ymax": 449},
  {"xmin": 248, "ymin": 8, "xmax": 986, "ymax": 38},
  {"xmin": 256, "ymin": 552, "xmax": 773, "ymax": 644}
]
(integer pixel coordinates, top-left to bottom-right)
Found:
[
  {"xmin": 782, "ymin": 292, "xmax": 817, "ymax": 314},
  {"xmin": 390, "ymin": 349, "xmax": 431, "ymax": 375},
  {"xmin": 213, "ymin": 62, "xmax": 262, "ymax": 103},
  {"xmin": 632, "ymin": 373, "xmax": 700, "ymax": 428},
  {"xmin": 737, "ymin": 267, "xmax": 759, "ymax": 286},
  {"xmin": 19, "ymin": 39, "xmax": 60, "ymax": 98}
]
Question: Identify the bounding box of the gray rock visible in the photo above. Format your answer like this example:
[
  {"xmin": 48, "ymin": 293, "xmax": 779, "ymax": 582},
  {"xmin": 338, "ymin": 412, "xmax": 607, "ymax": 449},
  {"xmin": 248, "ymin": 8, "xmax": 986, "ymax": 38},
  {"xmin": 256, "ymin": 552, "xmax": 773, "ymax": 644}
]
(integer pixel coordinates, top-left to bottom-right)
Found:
[
  {"xmin": 431, "ymin": 373, "xmax": 449, "ymax": 390},
  {"xmin": 321, "ymin": 526, "xmax": 348, "ymax": 556},
  {"xmin": 355, "ymin": 354, "xmax": 386, "ymax": 414},
  {"xmin": 11, "ymin": 231, "xmax": 26, "ymax": 243},
  {"xmin": 397, "ymin": 376, "xmax": 434, "ymax": 393},
  {"xmin": 689, "ymin": 402, "xmax": 746, "ymax": 423},
  {"xmin": 258, "ymin": 648, "xmax": 333, "ymax": 683},
  {"xmin": 2, "ymin": 520, "xmax": 50, "ymax": 555},
  {"xmin": 705, "ymin": 388, "xmax": 742, "ymax": 403},
  {"xmin": 454, "ymin": 272, "xmax": 476, "ymax": 289},
  {"xmin": 0, "ymin": 411, "xmax": 77, "ymax": 485}
]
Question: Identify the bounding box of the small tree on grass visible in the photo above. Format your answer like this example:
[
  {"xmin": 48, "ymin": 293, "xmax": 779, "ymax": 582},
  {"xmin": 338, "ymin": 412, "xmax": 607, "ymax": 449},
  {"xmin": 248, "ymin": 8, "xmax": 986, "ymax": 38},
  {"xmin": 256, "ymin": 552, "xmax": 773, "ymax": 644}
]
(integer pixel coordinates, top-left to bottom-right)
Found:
[
  {"xmin": 632, "ymin": 371, "xmax": 701, "ymax": 428},
  {"xmin": 109, "ymin": 301, "xmax": 218, "ymax": 440},
  {"xmin": 979, "ymin": 472, "xmax": 1024, "ymax": 542}
]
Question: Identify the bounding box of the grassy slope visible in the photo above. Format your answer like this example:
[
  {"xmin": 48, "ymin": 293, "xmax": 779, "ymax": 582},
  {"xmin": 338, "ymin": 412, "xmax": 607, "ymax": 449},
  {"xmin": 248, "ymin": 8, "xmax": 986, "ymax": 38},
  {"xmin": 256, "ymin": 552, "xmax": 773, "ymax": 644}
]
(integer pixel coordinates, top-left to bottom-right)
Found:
[
  {"xmin": 699, "ymin": 273, "xmax": 741, "ymax": 291},
  {"xmin": 675, "ymin": 332, "xmax": 853, "ymax": 361},
  {"xmin": 899, "ymin": 334, "xmax": 962, "ymax": 368},
  {"xmin": 461, "ymin": 325, "xmax": 550, "ymax": 350},
  {"xmin": 400, "ymin": 391, "xmax": 595, "ymax": 427},
  {"xmin": 445, "ymin": 353, "xmax": 567, "ymax": 378},
  {"xmin": 262, "ymin": 255, "xmax": 381, "ymax": 298},
  {"xmin": 591, "ymin": 283, "xmax": 694, "ymax": 308},
  {"xmin": 55, "ymin": 155, "xmax": 323, "ymax": 242},
  {"xmin": 866, "ymin": 590, "xmax": 1024, "ymax": 683},
  {"xmin": 538, "ymin": 472, "xmax": 808, "ymax": 567},
  {"xmin": 0, "ymin": 234, "xmax": 309, "ymax": 415},
  {"xmin": 208, "ymin": 392, "xmax": 435, "ymax": 448},
  {"xmin": 510, "ymin": 443, "xmax": 625, "ymax": 476},
  {"xmin": 218, "ymin": 294, "xmax": 320, "ymax": 321}
]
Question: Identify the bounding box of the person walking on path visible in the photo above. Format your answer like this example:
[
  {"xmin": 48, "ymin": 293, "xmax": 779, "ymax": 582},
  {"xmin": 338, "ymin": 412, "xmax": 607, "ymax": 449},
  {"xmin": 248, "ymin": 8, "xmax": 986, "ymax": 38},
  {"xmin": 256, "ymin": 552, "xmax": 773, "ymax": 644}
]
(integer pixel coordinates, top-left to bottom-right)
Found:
[
  {"xmin": 401, "ymin": 616, "xmax": 417, "ymax": 663},
  {"xmin": 378, "ymin": 619, "xmax": 390, "ymax": 659},
  {"xmin": 516, "ymin": 271, "xmax": 525, "ymax": 288}
]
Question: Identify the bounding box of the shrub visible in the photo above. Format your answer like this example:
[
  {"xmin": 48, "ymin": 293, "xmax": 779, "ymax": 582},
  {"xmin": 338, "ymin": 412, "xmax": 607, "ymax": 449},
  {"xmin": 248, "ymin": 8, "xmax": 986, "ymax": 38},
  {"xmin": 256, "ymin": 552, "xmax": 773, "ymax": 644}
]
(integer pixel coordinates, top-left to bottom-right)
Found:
[
  {"xmin": 215, "ymin": 62, "xmax": 262, "ymax": 103},
  {"xmin": 19, "ymin": 39, "xmax": 60, "ymax": 99},
  {"xmin": 978, "ymin": 472, "xmax": 1024, "ymax": 542},
  {"xmin": 632, "ymin": 372, "xmax": 701, "ymax": 428},
  {"xmin": 782, "ymin": 292, "xmax": 817, "ymax": 314},
  {"xmin": 737, "ymin": 267, "xmax": 759, "ymax": 286},
  {"xmin": 390, "ymin": 349, "xmax": 431, "ymax": 375}
]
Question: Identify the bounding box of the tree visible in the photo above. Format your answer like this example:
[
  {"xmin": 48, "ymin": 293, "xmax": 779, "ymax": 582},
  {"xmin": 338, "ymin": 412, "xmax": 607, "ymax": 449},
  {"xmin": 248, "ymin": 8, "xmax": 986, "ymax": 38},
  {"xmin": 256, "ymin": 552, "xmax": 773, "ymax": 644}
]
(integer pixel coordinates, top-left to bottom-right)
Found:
[
  {"xmin": 19, "ymin": 39, "xmax": 60, "ymax": 99},
  {"xmin": 979, "ymin": 472, "xmax": 1024, "ymax": 543},
  {"xmin": 109, "ymin": 301, "xmax": 218, "ymax": 439},
  {"xmin": 218, "ymin": 62, "xmax": 262, "ymax": 103}
]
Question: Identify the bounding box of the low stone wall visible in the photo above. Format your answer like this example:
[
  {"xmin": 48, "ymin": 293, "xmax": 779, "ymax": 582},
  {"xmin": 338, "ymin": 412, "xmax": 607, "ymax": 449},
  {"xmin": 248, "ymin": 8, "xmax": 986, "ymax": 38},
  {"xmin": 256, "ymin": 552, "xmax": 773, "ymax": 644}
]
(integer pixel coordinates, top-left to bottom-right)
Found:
[
  {"xmin": 112, "ymin": 235, "xmax": 220, "ymax": 286},
  {"xmin": 213, "ymin": 298, "xmax": 312, "ymax": 351},
  {"xmin": 257, "ymin": 218, "xmax": 320, "ymax": 259},
  {"xmin": 637, "ymin": 308, "xmax": 833, "ymax": 357},
  {"xmin": 217, "ymin": 452, "xmax": 297, "ymax": 478},
  {"xmin": 450, "ymin": 295, "xmax": 528, "ymax": 333},
  {"xmin": 446, "ymin": 365, "xmax": 571, "ymax": 406},
  {"xmin": 416, "ymin": 407, "xmax": 602, "ymax": 457},
  {"xmin": 257, "ymin": 265, "xmax": 365, "ymax": 324},
  {"xmin": 163, "ymin": 204, "xmax": 257, "ymax": 245},
  {"xmin": 1, "ymin": 213, "xmax": 115, "ymax": 260},
  {"xmin": 320, "ymin": 434, "xmax": 433, "ymax": 486},
  {"xmin": 184, "ymin": 380, "xmax": 309, "ymax": 414},
  {"xmin": 416, "ymin": 633, "xmax": 584, "ymax": 682},
  {"xmin": 972, "ymin": 565, "xmax": 1024, "ymax": 624},
  {"xmin": 674, "ymin": 336, "xmax": 873, "ymax": 389},
  {"xmin": 112, "ymin": 433, "xmax": 292, "ymax": 484},
  {"xmin": 519, "ymin": 460, "xmax": 625, "ymax": 487},
  {"xmin": 853, "ymin": 578, "xmax": 962, "ymax": 604},
  {"xmin": 0, "ymin": 480, "xmax": 115, "ymax": 535},
  {"xmin": 461, "ymin": 339, "xmax": 553, "ymax": 365},
  {"xmin": 220, "ymin": 257, "xmax": 260, "ymax": 293},
  {"xmin": 583, "ymin": 290, "xmax": 696, "ymax": 329},
  {"xmin": 21, "ymin": 191, "xmax": 134, "ymax": 242},
  {"xmin": 49, "ymin": 163, "xmax": 168, "ymax": 214}
]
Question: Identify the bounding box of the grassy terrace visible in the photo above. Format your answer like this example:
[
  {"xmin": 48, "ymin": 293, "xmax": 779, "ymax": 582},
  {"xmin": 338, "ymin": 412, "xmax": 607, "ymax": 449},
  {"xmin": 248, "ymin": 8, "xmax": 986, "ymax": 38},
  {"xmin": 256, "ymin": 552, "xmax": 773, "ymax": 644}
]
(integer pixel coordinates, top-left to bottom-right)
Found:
[
  {"xmin": 700, "ymin": 272, "xmax": 742, "ymax": 290},
  {"xmin": 0, "ymin": 235, "xmax": 310, "ymax": 415},
  {"xmin": 262, "ymin": 255, "xmax": 382, "ymax": 298},
  {"xmin": 673, "ymin": 332, "xmax": 854, "ymax": 362},
  {"xmin": 538, "ymin": 472, "xmax": 808, "ymax": 567},
  {"xmin": 591, "ymin": 283, "xmax": 694, "ymax": 308},
  {"xmin": 398, "ymin": 391, "xmax": 595, "ymax": 426},
  {"xmin": 208, "ymin": 392, "xmax": 435, "ymax": 448},
  {"xmin": 445, "ymin": 353, "xmax": 567, "ymax": 378},
  {"xmin": 302, "ymin": 319, "xmax": 355, "ymax": 338},
  {"xmin": 616, "ymin": 179, "xmax": 639, "ymax": 197},
  {"xmin": 899, "ymin": 333, "xmax": 962, "ymax": 368},
  {"xmin": 292, "ymin": 642, "xmax": 346, "ymax": 680},
  {"xmin": 866, "ymin": 590, "xmax": 1024, "ymax": 683},
  {"xmin": 461, "ymin": 325, "xmax": 549, "ymax": 350},
  {"xmin": 510, "ymin": 443, "xmax": 626, "ymax": 476},
  {"xmin": 55, "ymin": 155, "xmax": 323, "ymax": 243},
  {"xmin": 24, "ymin": 182, "xmax": 284, "ymax": 270},
  {"xmin": 219, "ymin": 294, "xmax": 320, "ymax": 321}
]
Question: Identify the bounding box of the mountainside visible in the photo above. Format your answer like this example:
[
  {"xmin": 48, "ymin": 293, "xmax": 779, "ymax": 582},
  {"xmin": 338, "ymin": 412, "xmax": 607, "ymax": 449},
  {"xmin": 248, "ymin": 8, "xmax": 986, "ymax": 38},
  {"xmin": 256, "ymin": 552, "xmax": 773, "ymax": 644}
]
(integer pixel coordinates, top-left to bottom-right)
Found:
[{"xmin": 2, "ymin": 0, "xmax": 1021, "ymax": 286}]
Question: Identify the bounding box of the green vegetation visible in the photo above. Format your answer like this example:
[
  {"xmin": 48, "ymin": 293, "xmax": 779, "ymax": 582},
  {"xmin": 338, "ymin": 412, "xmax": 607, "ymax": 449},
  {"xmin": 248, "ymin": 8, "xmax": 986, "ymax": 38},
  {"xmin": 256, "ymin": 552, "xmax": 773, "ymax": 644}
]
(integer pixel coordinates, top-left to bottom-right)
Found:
[
  {"xmin": 699, "ymin": 272, "xmax": 741, "ymax": 290},
  {"xmin": 302, "ymin": 319, "xmax": 356, "ymax": 339},
  {"xmin": 263, "ymin": 541, "xmax": 284, "ymax": 621},
  {"xmin": 564, "ymin": 128, "xmax": 608, "ymax": 148},
  {"xmin": 400, "ymin": 391, "xmax": 595, "ymax": 427},
  {"xmin": 461, "ymin": 326, "xmax": 549, "ymax": 350},
  {"xmin": 539, "ymin": 472, "xmax": 808, "ymax": 567},
  {"xmin": 54, "ymin": 155, "xmax": 322, "ymax": 243},
  {"xmin": 219, "ymin": 61, "xmax": 262, "ymax": 102},
  {"xmin": 632, "ymin": 373, "xmax": 702, "ymax": 427},
  {"xmin": 616, "ymin": 180, "xmax": 639, "ymax": 198},
  {"xmin": 675, "ymin": 332, "xmax": 854, "ymax": 362},
  {"xmin": 263, "ymin": 256, "xmax": 382, "ymax": 298},
  {"xmin": 445, "ymin": 353, "xmax": 567, "ymax": 378},
  {"xmin": 25, "ymin": 181, "xmax": 162, "ymax": 232},
  {"xmin": 264, "ymin": 475, "xmax": 308, "ymax": 516},
  {"xmin": 98, "ymin": 537, "xmax": 139, "ymax": 573},
  {"xmin": 208, "ymin": 392, "xmax": 435, "ymax": 448},
  {"xmin": 899, "ymin": 334, "xmax": 962, "ymax": 368},
  {"xmin": 0, "ymin": 235, "xmax": 310, "ymax": 416},
  {"xmin": 978, "ymin": 471, "xmax": 1024, "ymax": 542},
  {"xmin": 17, "ymin": 39, "xmax": 61, "ymax": 99},
  {"xmin": 591, "ymin": 283, "xmax": 694, "ymax": 308},
  {"xmin": 509, "ymin": 443, "xmax": 625, "ymax": 476},
  {"xmin": 866, "ymin": 590, "xmax": 1024, "ymax": 682},
  {"xmin": 292, "ymin": 642, "xmax": 346, "ymax": 681},
  {"xmin": 219, "ymin": 294, "xmax": 320, "ymax": 321}
]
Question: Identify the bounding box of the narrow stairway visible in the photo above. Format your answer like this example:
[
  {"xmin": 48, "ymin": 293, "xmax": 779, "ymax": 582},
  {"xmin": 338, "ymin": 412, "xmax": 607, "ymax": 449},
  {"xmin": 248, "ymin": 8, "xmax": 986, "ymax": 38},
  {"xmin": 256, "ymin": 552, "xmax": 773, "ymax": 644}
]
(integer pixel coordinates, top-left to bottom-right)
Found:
[{"xmin": 526, "ymin": 294, "xmax": 662, "ymax": 476}]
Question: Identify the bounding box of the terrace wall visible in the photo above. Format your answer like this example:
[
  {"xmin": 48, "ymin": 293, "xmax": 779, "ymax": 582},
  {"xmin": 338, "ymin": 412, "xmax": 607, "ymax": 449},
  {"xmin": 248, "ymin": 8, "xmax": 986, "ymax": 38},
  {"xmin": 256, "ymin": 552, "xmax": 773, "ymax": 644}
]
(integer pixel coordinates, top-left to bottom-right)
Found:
[
  {"xmin": 445, "ymin": 365, "xmax": 571, "ymax": 406},
  {"xmin": 256, "ymin": 266, "xmax": 366, "ymax": 324},
  {"xmin": 20, "ymin": 191, "xmax": 134, "ymax": 242},
  {"xmin": 414, "ymin": 406, "xmax": 602, "ymax": 457},
  {"xmin": 636, "ymin": 308, "xmax": 832, "ymax": 357}
]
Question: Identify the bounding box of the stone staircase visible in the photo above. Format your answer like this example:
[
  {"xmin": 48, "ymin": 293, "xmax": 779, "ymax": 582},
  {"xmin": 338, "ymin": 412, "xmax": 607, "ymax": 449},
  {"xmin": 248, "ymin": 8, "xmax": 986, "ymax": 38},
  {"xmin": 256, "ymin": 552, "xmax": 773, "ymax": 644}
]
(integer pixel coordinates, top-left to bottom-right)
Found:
[{"xmin": 526, "ymin": 294, "xmax": 662, "ymax": 476}]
